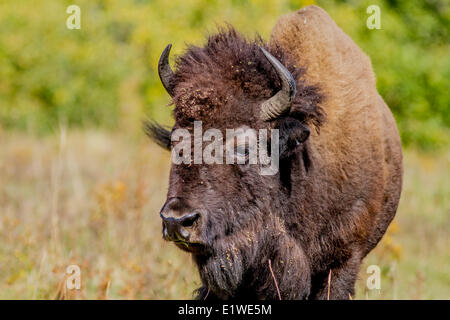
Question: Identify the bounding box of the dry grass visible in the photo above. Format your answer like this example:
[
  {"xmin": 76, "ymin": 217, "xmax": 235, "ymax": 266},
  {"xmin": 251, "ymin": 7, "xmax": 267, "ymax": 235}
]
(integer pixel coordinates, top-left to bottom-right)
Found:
[
  {"xmin": 357, "ymin": 146, "xmax": 450, "ymax": 299},
  {"xmin": 0, "ymin": 129, "xmax": 448, "ymax": 299}
]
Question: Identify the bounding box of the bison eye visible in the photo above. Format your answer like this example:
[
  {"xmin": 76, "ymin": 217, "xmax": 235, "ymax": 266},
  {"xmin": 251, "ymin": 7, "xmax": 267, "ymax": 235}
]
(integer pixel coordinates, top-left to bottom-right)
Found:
[{"xmin": 236, "ymin": 144, "xmax": 249, "ymax": 158}]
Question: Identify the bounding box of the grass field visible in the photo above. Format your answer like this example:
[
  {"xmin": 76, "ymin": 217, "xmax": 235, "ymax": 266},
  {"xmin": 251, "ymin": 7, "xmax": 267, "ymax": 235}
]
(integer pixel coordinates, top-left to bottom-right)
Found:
[{"xmin": 0, "ymin": 129, "xmax": 448, "ymax": 299}]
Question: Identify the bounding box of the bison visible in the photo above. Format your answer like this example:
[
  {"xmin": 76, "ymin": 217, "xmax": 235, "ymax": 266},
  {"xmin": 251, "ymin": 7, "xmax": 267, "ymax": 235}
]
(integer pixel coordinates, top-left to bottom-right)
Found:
[{"xmin": 146, "ymin": 5, "xmax": 402, "ymax": 299}]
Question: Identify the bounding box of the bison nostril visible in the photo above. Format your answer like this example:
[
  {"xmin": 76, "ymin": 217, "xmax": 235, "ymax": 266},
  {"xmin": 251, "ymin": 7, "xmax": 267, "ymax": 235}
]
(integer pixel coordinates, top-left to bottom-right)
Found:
[
  {"xmin": 160, "ymin": 211, "xmax": 201, "ymax": 243},
  {"xmin": 180, "ymin": 212, "xmax": 200, "ymax": 228}
]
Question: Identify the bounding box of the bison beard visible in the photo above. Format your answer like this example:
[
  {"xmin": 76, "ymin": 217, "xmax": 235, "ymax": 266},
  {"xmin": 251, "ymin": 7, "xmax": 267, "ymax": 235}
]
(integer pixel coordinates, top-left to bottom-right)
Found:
[
  {"xmin": 146, "ymin": 5, "xmax": 403, "ymax": 300},
  {"xmin": 194, "ymin": 218, "xmax": 311, "ymax": 300}
]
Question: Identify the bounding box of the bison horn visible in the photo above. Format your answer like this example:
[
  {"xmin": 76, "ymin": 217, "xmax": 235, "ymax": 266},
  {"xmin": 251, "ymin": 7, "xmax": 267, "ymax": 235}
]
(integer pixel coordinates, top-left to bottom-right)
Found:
[
  {"xmin": 259, "ymin": 47, "xmax": 296, "ymax": 121},
  {"xmin": 158, "ymin": 44, "xmax": 175, "ymax": 97}
]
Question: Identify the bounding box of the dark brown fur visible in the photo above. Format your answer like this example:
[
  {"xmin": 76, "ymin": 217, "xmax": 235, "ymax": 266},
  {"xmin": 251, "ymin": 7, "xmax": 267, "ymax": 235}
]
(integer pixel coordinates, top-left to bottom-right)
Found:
[{"xmin": 146, "ymin": 6, "xmax": 403, "ymax": 300}]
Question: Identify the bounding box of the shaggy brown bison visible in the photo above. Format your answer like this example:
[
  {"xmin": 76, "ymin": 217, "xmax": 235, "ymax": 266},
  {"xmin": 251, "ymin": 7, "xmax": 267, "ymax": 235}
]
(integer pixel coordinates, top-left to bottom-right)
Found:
[{"xmin": 146, "ymin": 5, "xmax": 402, "ymax": 299}]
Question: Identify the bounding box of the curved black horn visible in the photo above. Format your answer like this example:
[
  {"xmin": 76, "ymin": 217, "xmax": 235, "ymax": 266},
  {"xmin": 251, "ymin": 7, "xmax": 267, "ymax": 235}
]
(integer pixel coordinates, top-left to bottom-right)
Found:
[
  {"xmin": 259, "ymin": 47, "xmax": 296, "ymax": 121},
  {"xmin": 158, "ymin": 44, "xmax": 175, "ymax": 96}
]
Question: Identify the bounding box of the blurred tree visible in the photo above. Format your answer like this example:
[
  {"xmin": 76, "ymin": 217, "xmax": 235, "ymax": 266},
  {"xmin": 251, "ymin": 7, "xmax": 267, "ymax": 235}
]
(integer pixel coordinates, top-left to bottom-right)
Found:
[{"xmin": 0, "ymin": 0, "xmax": 448, "ymax": 149}]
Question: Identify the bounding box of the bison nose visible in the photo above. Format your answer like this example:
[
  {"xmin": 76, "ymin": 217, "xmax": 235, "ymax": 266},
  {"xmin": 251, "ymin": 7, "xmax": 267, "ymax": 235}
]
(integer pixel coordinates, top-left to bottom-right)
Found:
[{"xmin": 160, "ymin": 212, "xmax": 200, "ymax": 242}]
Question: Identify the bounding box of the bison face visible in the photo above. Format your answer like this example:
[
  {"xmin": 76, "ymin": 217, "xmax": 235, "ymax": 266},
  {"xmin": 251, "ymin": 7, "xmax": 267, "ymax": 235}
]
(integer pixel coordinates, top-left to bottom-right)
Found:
[
  {"xmin": 145, "ymin": 38, "xmax": 316, "ymax": 298},
  {"xmin": 150, "ymin": 119, "xmax": 310, "ymax": 297}
]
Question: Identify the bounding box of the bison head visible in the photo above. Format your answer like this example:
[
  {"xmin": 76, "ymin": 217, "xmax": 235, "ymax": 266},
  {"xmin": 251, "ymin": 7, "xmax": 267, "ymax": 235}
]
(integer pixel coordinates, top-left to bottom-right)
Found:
[{"xmin": 146, "ymin": 29, "xmax": 324, "ymax": 299}]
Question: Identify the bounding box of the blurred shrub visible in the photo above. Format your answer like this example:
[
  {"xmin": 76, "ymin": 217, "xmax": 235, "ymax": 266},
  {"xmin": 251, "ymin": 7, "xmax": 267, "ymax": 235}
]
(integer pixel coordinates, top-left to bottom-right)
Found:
[{"xmin": 0, "ymin": 0, "xmax": 448, "ymax": 149}]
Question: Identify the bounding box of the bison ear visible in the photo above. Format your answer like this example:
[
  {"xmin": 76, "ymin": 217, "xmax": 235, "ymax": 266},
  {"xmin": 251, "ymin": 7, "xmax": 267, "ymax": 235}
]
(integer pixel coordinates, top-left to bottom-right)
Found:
[
  {"xmin": 143, "ymin": 120, "xmax": 171, "ymax": 150},
  {"xmin": 277, "ymin": 118, "xmax": 310, "ymax": 158}
]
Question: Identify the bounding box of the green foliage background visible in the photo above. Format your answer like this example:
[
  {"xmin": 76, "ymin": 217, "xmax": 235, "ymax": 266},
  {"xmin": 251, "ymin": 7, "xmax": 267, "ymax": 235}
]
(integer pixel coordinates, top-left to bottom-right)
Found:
[{"xmin": 0, "ymin": 0, "xmax": 448, "ymax": 149}]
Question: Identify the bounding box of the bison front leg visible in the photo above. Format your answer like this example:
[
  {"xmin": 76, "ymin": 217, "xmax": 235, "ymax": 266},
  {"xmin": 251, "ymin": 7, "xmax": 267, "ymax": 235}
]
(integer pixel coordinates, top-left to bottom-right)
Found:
[
  {"xmin": 194, "ymin": 286, "xmax": 221, "ymax": 300},
  {"xmin": 309, "ymin": 254, "xmax": 362, "ymax": 300},
  {"xmin": 253, "ymin": 234, "xmax": 312, "ymax": 300}
]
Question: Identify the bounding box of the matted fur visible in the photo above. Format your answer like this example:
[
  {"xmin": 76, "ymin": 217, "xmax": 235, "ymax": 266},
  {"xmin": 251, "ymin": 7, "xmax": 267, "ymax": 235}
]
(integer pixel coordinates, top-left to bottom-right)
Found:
[{"xmin": 170, "ymin": 26, "xmax": 324, "ymax": 128}]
